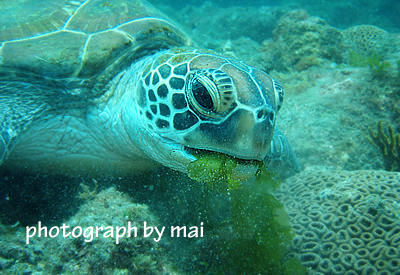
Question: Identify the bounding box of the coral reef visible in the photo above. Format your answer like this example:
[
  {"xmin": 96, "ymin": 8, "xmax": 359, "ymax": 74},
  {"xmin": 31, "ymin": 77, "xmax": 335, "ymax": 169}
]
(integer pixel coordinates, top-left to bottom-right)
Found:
[
  {"xmin": 276, "ymin": 169, "xmax": 400, "ymax": 274},
  {"xmin": 263, "ymin": 10, "xmax": 345, "ymax": 71},
  {"xmin": 343, "ymin": 25, "xmax": 390, "ymax": 57},
  {"xmin": 50, "ymin": 187, "xmax": 173, "ymax": 274},
  {"xmin": 369, "ymin": 121, "xmax": 400, "ymax": 172},
  {"xmin": 0, "ymin": 225, "xmax": 43, "ymax": 272},
  {"xmin": 0, "ymin": 187, "xmax": 177, "ymax": 274},
  {"xmin": 273, "ymin": 64, "xmax": 387, "ymax": 172}
]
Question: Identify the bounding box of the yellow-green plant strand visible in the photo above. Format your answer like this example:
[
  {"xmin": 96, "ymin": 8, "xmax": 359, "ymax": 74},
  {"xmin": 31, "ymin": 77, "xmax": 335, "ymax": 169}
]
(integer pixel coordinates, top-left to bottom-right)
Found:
[
  {"xmin": 348, "ymin": 51, "xmax": 391, "ymax": 79},
  {"xmin": 368, "ymin": 121, "xmax": 400, "ymax": 171},
  {"xmin": 187, "ymin": 151, "xmax": 306, "ymax": 273}
]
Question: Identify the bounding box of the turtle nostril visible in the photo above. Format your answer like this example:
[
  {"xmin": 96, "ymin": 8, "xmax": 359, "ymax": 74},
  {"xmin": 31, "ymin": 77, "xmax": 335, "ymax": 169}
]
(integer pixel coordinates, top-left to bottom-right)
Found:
[
  {"xmin": 256, "ymin": 109, "xmax": 275, "ymax": 124},
  {"xmin": 268, "ymin": 111, "xmax": 275, "ymax": 123},
  {"xmin": 257, "ymin": 110, "xmax": 265, "ymax": 119}
]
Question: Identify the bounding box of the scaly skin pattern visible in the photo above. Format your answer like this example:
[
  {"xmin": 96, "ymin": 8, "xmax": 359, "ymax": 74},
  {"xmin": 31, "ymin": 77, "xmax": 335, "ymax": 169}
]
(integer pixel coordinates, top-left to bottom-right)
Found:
[
  {"xmin": 129, "ymin": 48, "xmax": 283, "ymax": 172},
  {"xmin": 8, "ymin": 48, "xmax": 284, "ymax": 175}
]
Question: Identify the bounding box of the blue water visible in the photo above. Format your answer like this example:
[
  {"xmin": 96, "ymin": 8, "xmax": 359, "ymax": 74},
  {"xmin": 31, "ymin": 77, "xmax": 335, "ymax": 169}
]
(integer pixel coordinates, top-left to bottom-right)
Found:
[{"xmin": 153, "ymin": 0, "xmax": 400, "ymax": 31}]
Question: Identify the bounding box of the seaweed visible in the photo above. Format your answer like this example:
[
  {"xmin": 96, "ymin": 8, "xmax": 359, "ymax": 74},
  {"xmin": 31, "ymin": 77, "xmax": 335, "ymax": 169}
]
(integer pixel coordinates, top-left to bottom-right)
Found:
[
  {"xmin": 349, "ymin": 50, "xmax": 391, "ymax": 79},
  {"xmin": 397, "ymin": 59, "xmax": 400, "ymax": 80},
  {"xmin": 188, "ymin": 152, "xmax": 305, "ymax": 274},
  {"xmin": 187, "ymin": 152, "xmax": 263, "ymax": 191},
  {"xmin": 349, "ymin": 50, "xmax": 369, "ymax": 67},
  {"xmin": 368, "ymin": 55, "xmax": 391, "ymax": 79},
  {"xmin": 368, "ymin": 121, "xmax": 400, "ymax": 171},
  {"xmin": 217, "ymin": 179, "xmax": 302, "ymax": 274}
]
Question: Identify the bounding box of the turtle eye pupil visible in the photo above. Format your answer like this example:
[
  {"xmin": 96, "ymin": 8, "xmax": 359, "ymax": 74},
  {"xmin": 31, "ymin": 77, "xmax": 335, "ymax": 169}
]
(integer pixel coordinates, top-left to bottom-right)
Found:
[{"xmin": 192, "ymin": 80, "xmax": 214, "ymax": 111}]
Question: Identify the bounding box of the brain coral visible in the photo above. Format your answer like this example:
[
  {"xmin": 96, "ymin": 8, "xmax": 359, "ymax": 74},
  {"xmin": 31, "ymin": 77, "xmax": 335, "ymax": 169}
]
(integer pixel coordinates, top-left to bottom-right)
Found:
[
  {"xmin": 275, "ymin": 169, "xmax": 400, "ymax": 274},
  {"xmin": 343, "ymin": 24, "xmax": 390, "ymax": 56}
]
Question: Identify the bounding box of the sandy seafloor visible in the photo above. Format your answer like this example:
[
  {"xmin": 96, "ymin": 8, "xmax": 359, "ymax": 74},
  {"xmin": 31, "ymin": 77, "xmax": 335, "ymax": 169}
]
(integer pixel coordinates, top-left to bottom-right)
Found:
[{"xmin": 1, "ymin": 0, "xmax": 400, "ymax": 274}]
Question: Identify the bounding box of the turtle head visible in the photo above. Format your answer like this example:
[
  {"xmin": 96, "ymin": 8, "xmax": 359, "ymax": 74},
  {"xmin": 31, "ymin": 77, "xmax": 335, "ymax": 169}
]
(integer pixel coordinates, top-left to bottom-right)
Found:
[{"xmin": 135, "ymin": 49, "xmax": 284, "ymax": 172}]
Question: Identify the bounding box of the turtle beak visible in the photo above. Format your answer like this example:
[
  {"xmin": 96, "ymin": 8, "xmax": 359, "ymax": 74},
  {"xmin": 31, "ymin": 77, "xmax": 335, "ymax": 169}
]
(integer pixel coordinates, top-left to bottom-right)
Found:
[
  {"xmin": 135, "ymin": 129, "xmax": 197, "ymax": 173},
  {"xmin": 167, "ymin": 147, "xmax": 198, "ymax": 173}
]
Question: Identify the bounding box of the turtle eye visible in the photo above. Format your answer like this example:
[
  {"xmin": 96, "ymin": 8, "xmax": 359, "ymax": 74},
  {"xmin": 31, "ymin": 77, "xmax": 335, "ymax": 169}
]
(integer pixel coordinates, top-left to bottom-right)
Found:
[
  {"xmin": 186, "ymin": 69, "xmax": 236, "ymax": 118},
  {"xmin": 192, "ymin": 79, "xmax": 214, "ymax": 111},
  {"xmin": 187, "ymin": 72, "xmax": 218, "ymax": 117}
]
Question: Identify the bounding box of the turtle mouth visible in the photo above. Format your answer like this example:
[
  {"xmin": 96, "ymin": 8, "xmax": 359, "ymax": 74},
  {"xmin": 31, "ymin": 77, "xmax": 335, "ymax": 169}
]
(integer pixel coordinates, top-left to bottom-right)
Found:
[
  {"xmin": 183, "ymin": 146, "xmax": 264, "ymax": 185},
  {"xmin": 184, "ymin": 146, "xmax": 262, "ymax": 164}
]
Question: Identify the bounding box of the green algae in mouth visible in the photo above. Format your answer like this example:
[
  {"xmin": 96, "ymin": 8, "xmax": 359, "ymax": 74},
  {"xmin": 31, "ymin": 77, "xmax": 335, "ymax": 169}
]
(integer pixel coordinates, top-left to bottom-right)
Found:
[
  {"xmin": 187, "ymin": 150, "xmax": 279, "ymax": 191},
  {"xmin": 186, "ymin": 150, "xmax": 305, "ymax": 274}
]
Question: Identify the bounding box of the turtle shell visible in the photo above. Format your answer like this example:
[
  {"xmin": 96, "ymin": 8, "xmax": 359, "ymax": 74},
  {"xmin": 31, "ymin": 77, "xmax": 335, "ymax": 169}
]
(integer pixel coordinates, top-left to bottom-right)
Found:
[{"xmin": 0, "ymin": 0, "xmax": 189, "ymax": 97}]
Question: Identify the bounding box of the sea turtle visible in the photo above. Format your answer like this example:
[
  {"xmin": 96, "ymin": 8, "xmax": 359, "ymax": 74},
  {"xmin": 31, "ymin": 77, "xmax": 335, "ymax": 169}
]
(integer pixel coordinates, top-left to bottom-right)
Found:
[{"xmin": 0, "ymin": 0, "xmax": 299, "ymax": 178}]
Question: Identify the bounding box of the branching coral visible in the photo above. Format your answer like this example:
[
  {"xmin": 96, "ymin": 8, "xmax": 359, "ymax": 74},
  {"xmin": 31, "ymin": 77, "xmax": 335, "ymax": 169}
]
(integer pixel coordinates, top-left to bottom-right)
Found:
[{"xmin": 368, "ymin": 121, "xmax": 400, "ymax": 172}]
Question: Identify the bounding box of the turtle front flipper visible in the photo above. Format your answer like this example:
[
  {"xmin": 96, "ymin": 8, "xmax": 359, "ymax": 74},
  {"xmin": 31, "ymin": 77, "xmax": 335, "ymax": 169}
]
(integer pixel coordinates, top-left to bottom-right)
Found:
[
  {"xmin": 265, "ymin": 128, "xmax": 301, "ymax": 179},
  {"xmin": 0, "ymin": 82, "xmax": 49, "ymax": 165}
]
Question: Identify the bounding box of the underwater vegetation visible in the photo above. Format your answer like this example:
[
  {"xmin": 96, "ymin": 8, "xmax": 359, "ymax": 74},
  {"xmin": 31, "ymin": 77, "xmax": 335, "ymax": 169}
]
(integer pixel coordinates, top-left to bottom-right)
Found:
[
  {"xmin": 368, "ymin": 121, "xmax": 400, "ymax": 172},
  {"xmin": 188, "ymin": 153, "xmax": 306, "ymax": 274},
  {"xmin": 187, "ymin": 152, "xmax": 273, "ymax": 191},
  {"xmin": 212, "ymin": 180, "xmax": 305, "ymax": 274},
  {"xmin": 348, "ymin": 51, "xmax": 392, "ymax": 80},
  {"xmin": 397, "ymin": 59, "xmax": 400, "ymax": 80}
]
